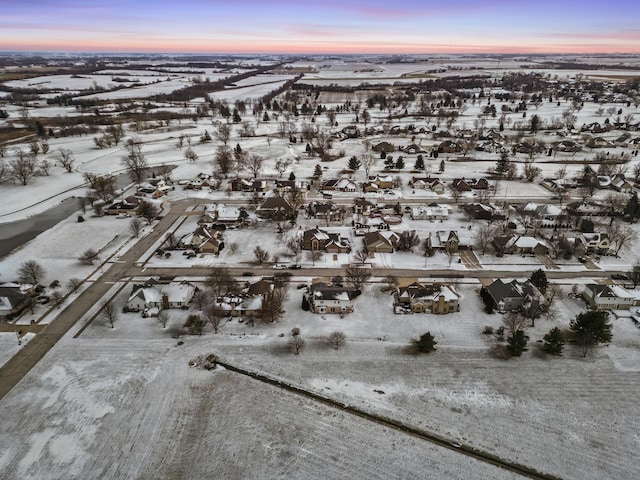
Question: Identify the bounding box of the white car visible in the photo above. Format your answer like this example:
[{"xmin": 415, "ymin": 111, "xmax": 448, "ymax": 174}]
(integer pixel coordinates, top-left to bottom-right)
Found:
[{"xmin": 273, "ymin": 264, "xmax": 287, "ymax": 270}]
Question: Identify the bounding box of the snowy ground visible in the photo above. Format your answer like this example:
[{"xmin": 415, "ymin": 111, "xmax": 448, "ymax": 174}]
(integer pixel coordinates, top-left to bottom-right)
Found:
[{"xmin": 2, "ymin": 58, "xmax": 640, "ymax": 479}]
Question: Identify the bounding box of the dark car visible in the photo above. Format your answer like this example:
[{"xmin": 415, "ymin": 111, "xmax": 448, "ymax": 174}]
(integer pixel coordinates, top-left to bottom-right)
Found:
[
  {"xmin": 288, "ymin": 264, "xmax": 302, "ymax": 270},
  {"xmin": 611, "ymin": 274, "xmax": 629, "ymax": 281},
  {"xmin": 242, "ymin": 271, "xmax": 255, "ymax": 276},
  {"xmin": 578, "ymin": 257, "xmax": 587, "ymax": 263}
]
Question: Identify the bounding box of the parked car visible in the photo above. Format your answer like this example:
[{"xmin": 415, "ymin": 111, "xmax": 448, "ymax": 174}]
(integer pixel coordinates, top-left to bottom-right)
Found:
[
  {"xmin": 273, "ymin": 264, "xmax": 287, "ymax": 270},
  {"xmin": 578, "ymin": 257, "xmax": 587, "ymax": 263},
  {"xmin": 288, "ymin": 264, "xmax": 302, "ymax": 270},
  {"xmin": 242, "ymin": 271, "xmax": 255, "ymax": 276},
  {"xmin": 611, "ymin": 273, "xmax": 629, "ymax": 281}
]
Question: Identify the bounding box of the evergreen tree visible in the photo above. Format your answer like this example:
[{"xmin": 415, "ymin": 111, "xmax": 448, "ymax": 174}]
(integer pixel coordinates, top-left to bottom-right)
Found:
[
  {"xmin": 348, "ymin": 156, "xmax": 361, "ymax": 171},
  {"xmin": 506, "ymin": 329, "xmax": 529, "ymax": 357},
  {"xmin": 312, "ymin": 164, "xmax": 323, "ymax": 180},
  {"xmin": 624, "ymin": 193, "xmax": 640, "ymax": 223},
  {"xmin": 529, "ymin": 269, "xmax": 549, "ymax": 294},
  {"xmin": 416, "ymin": 332, "xmax": 437, "ymax": 353},
  {"xmin": 439, "ymin": 159, "xmax": 445, "ymax": 173},
  {"xmin": 570, "ymin": 311, "xmax": 612, "ymax": 356},
  {"xmin": 414, "ymin": 155, "xmax": 425, "ymax": 170},
  {"xmin": 495, "ymin": 150, "xmax": 510, "ymax": 175},
  {"xmin": 542, "ymin": 327, "xmax": 565, "ymax": 355},
  {"xmin": 395, "ymin": 156, "xmax": 405, "ymax": 170}
]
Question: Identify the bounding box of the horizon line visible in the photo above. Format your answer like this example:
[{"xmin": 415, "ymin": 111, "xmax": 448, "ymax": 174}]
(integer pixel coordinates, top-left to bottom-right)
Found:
[{"xmin": 1, "ymin": 49, "xmax": 639, "ymax": 57}]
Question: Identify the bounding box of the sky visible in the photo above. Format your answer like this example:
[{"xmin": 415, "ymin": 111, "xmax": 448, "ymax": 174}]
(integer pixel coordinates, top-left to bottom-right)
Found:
[{"xmin": 1, "ymin": 0, "xmax": 639, "ymax": 55}]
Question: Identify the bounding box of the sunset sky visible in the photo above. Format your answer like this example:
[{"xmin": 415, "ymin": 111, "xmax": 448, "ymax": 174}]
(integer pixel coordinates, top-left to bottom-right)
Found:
[{"xmin": 1, "ymin": 0, "xmax": 639, "ymax": 54}]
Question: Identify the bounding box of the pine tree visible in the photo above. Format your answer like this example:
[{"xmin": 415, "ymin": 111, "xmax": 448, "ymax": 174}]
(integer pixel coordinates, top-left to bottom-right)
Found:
[
  {"xmin": 529, "ymin": 269, "xmax": 548, "ymax": 294},
  {"xmin": 312, "ymin": 164, "xmax": 323, "ymax": 179},
  {"xmin": 414, "ymin": 155, "xmax": 425, "ymax": 170},
  {"xmin": 416, "ymin": 332, "xmax": 437, "ymax": 353},
  {"xmin": 439, "ymin": 159, "xmax": 445, "ymax": 173},
  {"xmin": 395, "ymin": 156, "xmax": 405, "ymax": 170},
  {"xmin": 542, "ymin": 327, "xmax": 565, "ymax": 355},
  {"xmin": 506, "ymin": 329, "xmax": 529, "ymax": 357},
  {"xmin": 495, "ymin": 150, "xmax": 510, "ymax": 175}
]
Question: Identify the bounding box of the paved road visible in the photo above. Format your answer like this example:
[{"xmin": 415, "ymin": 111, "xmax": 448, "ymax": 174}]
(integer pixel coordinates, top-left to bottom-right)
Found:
[
  {"xmin": 0, "ymin": 198, "xmax": 628, "ymax": 401},
  {"xmin": 0, "ymin": 201, "xmax": 187, "ymax": 401}
]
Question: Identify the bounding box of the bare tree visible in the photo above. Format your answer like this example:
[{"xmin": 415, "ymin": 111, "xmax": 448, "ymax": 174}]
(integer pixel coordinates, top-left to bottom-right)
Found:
[
  {"xmin": 205, "ymin": 266, "xmax": 236, "ymax": 298},
  {"xmin": 245, "ymin": 154, "xmax": 265, "ymax": 178},
  {"xmin": 361, "ymin": 153, "xmax": 375, "ymax": 178},
  {"xmin": 214, "ymin": 123, "xmax": 231, "ymax": 145},
  {"xmin": 79, "ymin": 249, "xmax": 99, "ymax": 265},
  {"xmin": 603, "ymin": 192, "xmax": 628, "ymax": 226},
  {"xmin": 275, "ymin": 159, "xmax": 292, "ymax": 178},
  {"xmin": 287, "ymin": 335, "xmax": 306, "ymax": 354},
  {"xmin": 286, "ymin": 236, "xmax": 304, "ymax": 264},
  {"xmin": 67, "ymin": 278, "xmax": 82, "ymax": 293},
  {"xmin": 139, "ymin": 201, "xmax": 159, "ymax": 224},
  {"xmin": 397, "ymin": 230, "xmax": 420, "ymax": 252},
  {"xmin": 55, "ymin": 148, "xmax": 75, "ymax": 172},
  {"xmin": 129, "ymin": 217, "xmax": 144, "ymax": 238},
  {"xmin": 344, "ymin": 265, "xmax": 371, "ymax": 290},
  {"xmin": 502, "ymin": 311, "xmax": 527, "ymax": 337},
  {"xmin": 203, "ymin": 304, "xmax": 227, "ymax": 333},
  {"xmin": 214, "ymin": 145, "xmax": 233, "ymax": 177},
  {"xmin": 607, "ymin": 221, "xmax": 637, "ymax": 256},
  {"xmin": 17, "ymin": 260, "xmax": 47, "ymax": 285},
  {"xmin": 100, "ymin": 300, "xmax": 119, "ymax": 328},
  {"xmin": 121, "ymin": 138, "xmax": 148, "ymax": 185},
  {"xmin": 157, "ymin": 309, "xmax": 169, "ymax": 328},
  {"xmin": 253, "ymin": 245, "xmax": 270, "ymax": 265},
  {"xmin": 262, "ymin": 284, "xmax": 289, "ymax": 323},
  {"xmin": 51, "ymin": 290, "xmax": 64, "ymax": 308},
  {"xmin": 474, "ymin": 224, "xmax": 494, "ymax": 255},
  {"xmin": 184, "ymin": 147, "xmax": 198, "ymax": 162},
  {"xmin": 353, "ymin": 249, "xmax": 369, "ymax": 265},
  {"xmin": 306, "ymin": 249, "xmax": 323, "ymax": 266},
  {"xmin": 9, "ymin": 150, "xmax": 36, "ymax": 185},
  {"xmin": 328, "ymin": 331, "xmax": 346, "ymax": 349}
]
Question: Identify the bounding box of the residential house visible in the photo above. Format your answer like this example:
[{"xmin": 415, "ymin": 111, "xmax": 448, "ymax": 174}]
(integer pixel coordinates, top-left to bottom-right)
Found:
[
  {"xmin": 353, "ymin": 197, "xmax": 376, "ymax": 216},
  {"xmin": 363, "ymin": 231, "xmax": 400, "ymax": 253},
  {"xmin": 577, "ymin": 232, "xmax": 611, "ymax": 255},
  {"xmin": 372, "ymin": 141, "xmax": 395, "ymax": 153},
  {"xmin": 307, "ymin": 202, "xmax": 344, "ymax": 223},
  {"xmin": 409, "ymin": 177, "xmax": 446, "ymax": 194},
  {"xmin": 0, "ymin": 283, "xmax": 32, "ymax": 319},
  {"xmin": 494, "ymin": 235, "xmax": 549, "ymax": 255},
  {"xmin": 105, "ymin": 197, "xmax": 142, "ymax": 215},
  {"xmin": 586, "ymin": 136, "xmax": 615, "ymax": 149},
  {"xmin": 126, "ymin": 281, "xmax": 195, "ymax": 312},
  {"xmin": 368, "ymin": 175, "xmax": 395, "ymax": 190},
  {"xmin": 302, "ymin": 228, "xmax": 351, "ymax": 253},
  {"xmin": 274, "ymin": 179, "xmax": 309, "ymax": 199},
  {"xmin": 179, "ymin": 226, "xmax": 224, "ymax": 253},
  {"xmin": 394, "ymin": 281, "xmax": 460, "ymax": 314},
  {"xmin": 452, "ymin": 178, "xmax": 489, "ymax": 192},
  {"xmin": 228, "ymin": 178, "xmax": 269, "ymax": 193},
  {"xmin": 582, "ymin": 284, "xmax": 635, "ymax": 310},
  {"xmin": 410, "ymin": 204, "xmax": 449, "ymax": 221},
  {"xmin": 305, "ymin": 281, "xmax": 357, "ymax": 314},
  {"xmin": 483, "ymin": 279, "xmax": 542, "ymax": 313},
  {"xmin": 400, "ymin": 144, "xmax": 427, "ymax": 154},
  {"xmin": 610, "ymin": 174, "xmax": 634, "ymax": 193},
  {"xmin": 256, "ymin": 197, "xmax": 295, "ymax": 221},
  {"xmin": 437, "ymin": 140, "xmax": 462, "ymax": 154},
  {"xmin": 321, "ymin": 178, "xmax": 358, "ymax": 192},
  {"xmin": 426, "ymin": 230, "xmax": 473, "ymax": 253},
  {"xmin": 463, "ymin": 203, "xmax": 505, "ymax": 221}
]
